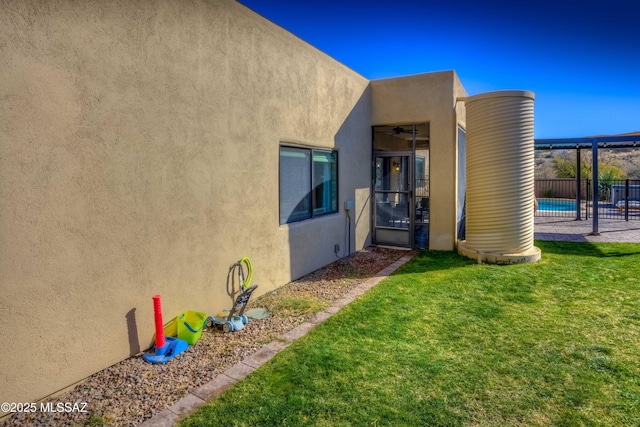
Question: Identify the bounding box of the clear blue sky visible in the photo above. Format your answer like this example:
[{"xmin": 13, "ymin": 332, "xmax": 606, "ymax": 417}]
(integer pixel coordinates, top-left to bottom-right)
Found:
[{"xmin": 238, "ymin": 0, "xmax": 639, "ymax": 139}]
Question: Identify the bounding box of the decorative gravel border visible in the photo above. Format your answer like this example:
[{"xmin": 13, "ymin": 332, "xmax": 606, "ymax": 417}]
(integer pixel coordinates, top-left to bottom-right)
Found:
[
  {"xmin": 142, "ymin": 253, "xmax": 414, "ymax": 426},
  {"xmin": 2, "ymin": 247, "xmax": 414, "ymax": 427}
]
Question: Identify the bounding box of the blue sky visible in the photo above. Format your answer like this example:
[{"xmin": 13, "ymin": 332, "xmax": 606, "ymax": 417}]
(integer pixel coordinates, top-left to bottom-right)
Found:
[{"xmin": 238, "ymin": 0, "xmax": 639, "ymax": 139}]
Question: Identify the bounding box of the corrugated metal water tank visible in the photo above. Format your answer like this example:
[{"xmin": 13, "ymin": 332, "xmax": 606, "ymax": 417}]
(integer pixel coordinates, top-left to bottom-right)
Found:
[{"xmin": 458, "ymin": 90, "xmax": 540, "ymax": 263}]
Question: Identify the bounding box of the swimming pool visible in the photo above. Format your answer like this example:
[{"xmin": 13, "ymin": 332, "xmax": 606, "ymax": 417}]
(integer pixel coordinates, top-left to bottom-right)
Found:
[{"xmin": 537, "ymin": 199, "xmax": 577, "ymax": 212}]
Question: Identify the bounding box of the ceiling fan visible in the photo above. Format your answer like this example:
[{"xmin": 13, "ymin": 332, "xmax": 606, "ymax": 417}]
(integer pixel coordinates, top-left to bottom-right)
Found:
[{"xmin": 392, "ymin": 126, "xmax": 413, "ymax": 135}]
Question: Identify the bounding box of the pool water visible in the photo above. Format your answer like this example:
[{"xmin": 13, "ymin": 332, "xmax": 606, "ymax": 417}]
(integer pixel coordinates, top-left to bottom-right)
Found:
[{"xmin": 537, "ymin": 199, "xmax": 577, "ymax": 212}]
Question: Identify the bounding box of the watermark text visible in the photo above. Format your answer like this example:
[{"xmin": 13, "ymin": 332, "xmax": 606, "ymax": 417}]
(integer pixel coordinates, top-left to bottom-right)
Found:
[{"xmin": 1, "ymin": 402, "xmax": 88, "ymax": 414}]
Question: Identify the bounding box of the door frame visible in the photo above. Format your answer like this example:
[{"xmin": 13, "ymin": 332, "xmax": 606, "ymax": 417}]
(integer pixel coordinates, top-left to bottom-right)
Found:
[{"xmin": 372, "ymin": 152, "xmax": 414, "ymax": 248}]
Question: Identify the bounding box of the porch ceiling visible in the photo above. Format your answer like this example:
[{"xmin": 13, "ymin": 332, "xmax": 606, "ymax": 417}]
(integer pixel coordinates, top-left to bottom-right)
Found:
[{"xmin": 374, "ymin": 123, "xmax": 430, "ymax": 141}]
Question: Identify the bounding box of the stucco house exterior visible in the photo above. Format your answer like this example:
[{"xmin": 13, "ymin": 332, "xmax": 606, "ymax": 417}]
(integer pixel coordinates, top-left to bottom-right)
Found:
[{"xmin": 0, "ymin": 0, "xmax": 468, "ymax": 407}]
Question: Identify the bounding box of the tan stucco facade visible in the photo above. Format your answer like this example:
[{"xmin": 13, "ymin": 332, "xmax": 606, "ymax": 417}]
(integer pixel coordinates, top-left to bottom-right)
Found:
[
  {"xmin": 0, "ymin": 0, "xmax": 467, "ymax": 406},
  {"xmin": 371, "ymin": 72, "xmax": 467, "ymax": 250}
]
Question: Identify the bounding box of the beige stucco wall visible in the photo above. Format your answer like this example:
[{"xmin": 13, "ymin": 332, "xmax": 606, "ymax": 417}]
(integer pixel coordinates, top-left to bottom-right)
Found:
[
  {"xmin": 454, "ymin": 72, "xmax": 468, "ymax": 243},
  {"xmin": 371, "ymin": 71, "xmax": 466, "ymax": 250},
  {"xmin": 0, "ymin": 0, "xmax": 371, "ymax": 405}
]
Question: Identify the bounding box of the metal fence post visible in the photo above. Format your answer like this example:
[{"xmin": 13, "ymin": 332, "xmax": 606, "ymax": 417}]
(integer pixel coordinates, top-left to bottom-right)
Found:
[
  {"xmin": 591, "ymin": 139, "xmax": 599, "ymax": 235},
  {"xmin": 586, "ymin": 179, "xmax": 590, "ymax": 220},
  {"xmin": 576, "ymin": 148, "xmax": 581, "ymax": 220},
  {"xmin": 625, "ymin": 178, "xmax": 629, "ymax": 221}
]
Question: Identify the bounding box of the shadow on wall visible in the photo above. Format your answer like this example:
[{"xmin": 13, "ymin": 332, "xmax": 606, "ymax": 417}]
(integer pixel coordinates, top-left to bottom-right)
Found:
[
  {"xmin": 338, "ymin": 87, "xmax": 373, "ymax": 254},
  {"xmin": 285, "ymin": 86, "xmax": 372, "ymax": 281},
  {"xmin": 355, "ymin": 193, "xmax": 371, "ymax": 249},
  {"xmin": 225, "ymin": 262, "xmax": 248, "ymax": 307},
  {"xmin": 126, "ymin": 308, "xmax": 140, "ymax": 356}
]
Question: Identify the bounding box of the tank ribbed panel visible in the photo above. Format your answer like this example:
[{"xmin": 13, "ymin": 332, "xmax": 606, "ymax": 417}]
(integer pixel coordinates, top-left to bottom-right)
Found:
[{"xmin": 465, "ymin": 93, "xmax": 535, "ymax": 253}]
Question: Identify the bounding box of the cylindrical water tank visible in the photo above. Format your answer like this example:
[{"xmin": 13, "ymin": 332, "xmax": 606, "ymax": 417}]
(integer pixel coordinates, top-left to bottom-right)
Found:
[{"xmin": 461, "ymin": 90, "xmax": 539, "ymax": 260}]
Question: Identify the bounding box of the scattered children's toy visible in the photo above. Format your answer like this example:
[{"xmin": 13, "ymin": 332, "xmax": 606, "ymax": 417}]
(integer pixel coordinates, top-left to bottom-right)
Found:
[
  {"xmin": 143, "ymin": 295, "xmax": 188, "ymax": 364},
  {"xmin": 176, "ymin": 310, "xmax": 206, "ymax": 344},
  {"xmin": 207, "ymin": 285, "xmax": 258, "ymax": 332},
  {"xmin": 207, "ymin": 257, "xmax": 258, "ymax": 332},
  {"xmin": 245, "ymin": 307, "xmax": 270, "ymax": 319}
]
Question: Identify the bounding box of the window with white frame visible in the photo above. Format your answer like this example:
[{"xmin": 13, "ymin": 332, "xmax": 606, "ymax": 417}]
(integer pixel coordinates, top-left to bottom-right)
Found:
[{"xmin": 279, "ymin": 146, "xmax": 338, "ymax": 224}]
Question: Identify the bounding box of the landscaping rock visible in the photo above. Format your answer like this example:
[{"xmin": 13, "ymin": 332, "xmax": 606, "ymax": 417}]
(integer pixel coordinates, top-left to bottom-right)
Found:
[{"xmin": 1, "ymin": 247, "xmax": 411, "ymax": 427}]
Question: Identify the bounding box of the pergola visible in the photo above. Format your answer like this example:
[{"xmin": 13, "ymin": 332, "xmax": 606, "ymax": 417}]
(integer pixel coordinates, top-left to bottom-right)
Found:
[{"xmin": 534, "ymin": 134, "xmax": 640, "ymax": 235}]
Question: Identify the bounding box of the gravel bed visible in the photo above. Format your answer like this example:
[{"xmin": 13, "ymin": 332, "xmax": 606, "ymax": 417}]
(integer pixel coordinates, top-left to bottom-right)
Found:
[{"xmin": 3, "ymin": 247, "xmax": 412, "ymax": 427}]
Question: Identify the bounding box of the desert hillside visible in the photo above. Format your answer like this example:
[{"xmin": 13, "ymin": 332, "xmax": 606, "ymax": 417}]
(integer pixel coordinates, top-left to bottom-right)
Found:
[
  {"xmin": 536, "ymin": 149, "xmax": 640, "ymax": 179},
  {"xmin": 535, "ymin": 132, "xmax": 640, "ymax": 179}
]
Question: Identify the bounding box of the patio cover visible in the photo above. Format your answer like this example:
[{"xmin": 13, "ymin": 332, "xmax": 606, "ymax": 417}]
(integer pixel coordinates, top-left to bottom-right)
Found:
[{"xmin": 534, "ymin": 133, "xmax": 640, "ymax": 234}]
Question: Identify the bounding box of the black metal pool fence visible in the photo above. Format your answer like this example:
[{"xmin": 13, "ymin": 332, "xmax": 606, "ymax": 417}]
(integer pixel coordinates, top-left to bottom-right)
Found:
[{"xmin": 534, "ymin": 179, "xmax": 640, "ymax": 220}]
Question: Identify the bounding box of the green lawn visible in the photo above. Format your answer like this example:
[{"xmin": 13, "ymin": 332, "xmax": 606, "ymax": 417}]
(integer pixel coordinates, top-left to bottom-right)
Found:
[{"xmin": 181, "ymin": 241, "xmax": 640, "ymax": 427}]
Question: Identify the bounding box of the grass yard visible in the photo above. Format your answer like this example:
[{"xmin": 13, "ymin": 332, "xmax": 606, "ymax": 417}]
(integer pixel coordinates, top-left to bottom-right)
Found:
[{"xmin": 181, "ymin": 241, "xmax": 640, "ymax": 426}]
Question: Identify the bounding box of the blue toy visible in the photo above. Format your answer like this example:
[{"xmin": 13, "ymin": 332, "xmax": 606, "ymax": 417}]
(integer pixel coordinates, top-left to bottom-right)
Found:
[
  {"xmin": 207, "ymin": 258, "xmax": 258, "ymax": 332},
  {"xmin": 207, "ymin": 284, "xmax": 258, "ymax": 332}
]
